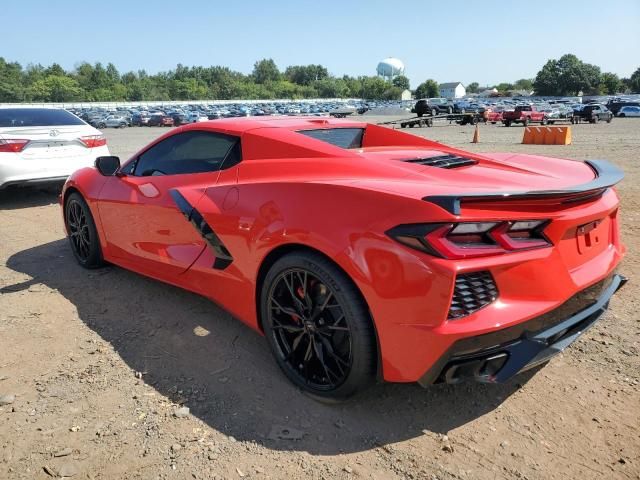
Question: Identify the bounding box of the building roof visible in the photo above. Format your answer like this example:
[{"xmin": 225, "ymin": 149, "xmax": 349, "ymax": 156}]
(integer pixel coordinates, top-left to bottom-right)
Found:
[{"xmin": 439, "ymin": 82, "xmax": 463, "ymax": 89}]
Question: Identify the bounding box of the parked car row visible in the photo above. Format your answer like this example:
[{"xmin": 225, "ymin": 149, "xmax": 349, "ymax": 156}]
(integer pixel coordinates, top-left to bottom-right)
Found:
[
  {"xmin": 412, "ymin": 98, "xmax": 622, "ymax": 126},
  {"xmin": 67, "ymin": 100, "xmax": 408, "ymax": 128},
  {"xmin": 63, "ymin": 94, "xmax": 640, "ymax": 130}
]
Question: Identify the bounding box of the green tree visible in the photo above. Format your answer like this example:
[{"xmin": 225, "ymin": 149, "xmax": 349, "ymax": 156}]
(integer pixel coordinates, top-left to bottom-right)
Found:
[
  {"xmin": 535, "ymin": 54, "xmax": 602, "ymax": 96},
  {"xmin": 513, "ymin": 78, "xmax": 534, "ymax": 91},
  {"xmin": 45, "ymin": 63, "xmax": 66, "ymax": 77},
  {"xmin": 533, "ymin": 59, "xmax": 560, "ymax": 95},
  {"xmin": 392, "ymin": 75, "xmax": 410, "ymax": 90},
  {"xmin": 382, "ymin": 86, "xmax": 404, "ymax": 100},
  {"xmin": 360, "ymin": 76, "xmax": 388, "ymax": 99},
  {"xmin": 629, "ymin": 67, "xmax": 640, "ymax": 93},
  {"xmin": 495, "ymin": 82, "xmax": 514, "ymax": 93},
  {"xmin": 313, "ymin": 78, "xmax": 349, "ymax": 98},
  {"xmin": 26, "ymin": 75, "xmax": 83, "ymax": 102},
  {"xmin": 285, "ymin": 65, "xmax": 328, "ymax": 85},
  {"xmin": 466, "ymin": 82, "xmax": 479, "ymax": 93},
  {"xmin": 415, "ymin": 79, "xmax": 439, "ymax": 99},
  {"xmin": 105, "ymin": 62, "xmax": 120, "ymax": 84},
  {"xmin": 0, "ymin": 57, "xmax": 24, "ymax": 101},
  {"xmin": 252, "ymin": 58, "xmax": 280, "ymax": 84},
  {"xmin": 600, "ymin": 72, "xmax": 622, "ymax": 95}
]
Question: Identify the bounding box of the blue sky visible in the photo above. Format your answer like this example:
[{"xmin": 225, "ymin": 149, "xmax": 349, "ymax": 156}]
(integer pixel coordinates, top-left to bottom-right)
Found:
[{"xmin": 4, "ymin": 0, "xmax": 639, "ymax": 87}]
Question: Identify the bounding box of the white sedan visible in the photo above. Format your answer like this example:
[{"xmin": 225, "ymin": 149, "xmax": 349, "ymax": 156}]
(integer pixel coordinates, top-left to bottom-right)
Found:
[
  {"xmin": 0, "ymin": 107, "xmax": 110, "ymax": 189},
  {"xmin": 618, "ymin": 106, "xmax": 640, "ymax": 117}
]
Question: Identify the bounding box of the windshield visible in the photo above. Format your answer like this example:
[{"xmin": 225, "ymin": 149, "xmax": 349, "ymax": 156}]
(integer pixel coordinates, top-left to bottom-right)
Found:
[
  {"xmin": 297, "ymin": 128, "xmax": 364, "ymax": 149},
  {"xmin": 0, "ymin": 108, "xmax": 85, "ymax": 128}
]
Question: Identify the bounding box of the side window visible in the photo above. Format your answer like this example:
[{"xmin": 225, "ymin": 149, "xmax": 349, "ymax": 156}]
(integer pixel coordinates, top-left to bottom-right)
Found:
[{"xmin": 133, "ymin": 130, "xmax": 240, "ymax": 176}]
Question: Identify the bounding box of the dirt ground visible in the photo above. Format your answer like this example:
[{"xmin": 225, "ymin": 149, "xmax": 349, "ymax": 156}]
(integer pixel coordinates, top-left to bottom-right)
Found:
[{"xmin": 1, "ymin": 118, "xmax": 638, "ymax": 480}]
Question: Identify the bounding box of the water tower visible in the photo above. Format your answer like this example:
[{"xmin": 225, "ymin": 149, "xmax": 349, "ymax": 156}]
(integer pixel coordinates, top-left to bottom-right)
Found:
[{"xmin": 376, "ymin": 57, "xmax": 405, "ymax": 81}]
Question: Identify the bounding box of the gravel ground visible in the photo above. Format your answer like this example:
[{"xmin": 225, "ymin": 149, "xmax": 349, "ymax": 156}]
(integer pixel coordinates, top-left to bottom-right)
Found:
[{"xmin": 0, "ymin": 118, "xmax": 638, "ymax": 480}]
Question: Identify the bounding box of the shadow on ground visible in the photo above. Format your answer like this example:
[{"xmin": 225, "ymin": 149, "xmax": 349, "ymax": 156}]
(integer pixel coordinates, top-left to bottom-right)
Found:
[
  {"xmin": 0, "ymin": 184, "xmax": 63, "ymax": 210},
  {"xmin": 3, "ymin": 239, "xmax": 536, "ymax": 455}
]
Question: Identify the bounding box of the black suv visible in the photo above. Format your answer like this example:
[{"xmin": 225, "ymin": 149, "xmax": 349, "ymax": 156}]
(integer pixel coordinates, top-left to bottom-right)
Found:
[
  {"xmin": 413, "ymin": 98, "xmax": 454, "ymax": 117},
  {"xmin": 572, "ymin": 104, "xmax": 613, "ymax": 124}
]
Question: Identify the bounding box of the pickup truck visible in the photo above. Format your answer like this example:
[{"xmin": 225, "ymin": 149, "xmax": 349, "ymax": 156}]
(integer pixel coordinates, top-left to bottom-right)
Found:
[{"xmin": 502, "ymin": 105, "xmax": 548, "ymax": 126}]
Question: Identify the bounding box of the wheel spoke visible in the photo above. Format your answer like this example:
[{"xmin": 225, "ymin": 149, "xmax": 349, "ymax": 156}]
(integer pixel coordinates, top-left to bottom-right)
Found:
[
  {"xmin": 318, "ymin": 334, "xmax": 349, "ymax": 374},
  {"xmin": 272, "ymin": 323, "xmax": 304, "ymax": 333},
  {"xmin": 295, "ymin": 271, "xmax": 312, "ymax": 311},
  {"xmin": 313, "ymin": 337, "xmax": 338, "ymax": 385},
  {"xmin": 284, "ymin": 273, "xmax": 306, "ymax": 315},
  {"xmin": 284, "ymin": 331, "xmax": 305, "ymax": 361},
  {"xmin": 270, "ymin": 297, "xmax": 299, "ymax": 318}
]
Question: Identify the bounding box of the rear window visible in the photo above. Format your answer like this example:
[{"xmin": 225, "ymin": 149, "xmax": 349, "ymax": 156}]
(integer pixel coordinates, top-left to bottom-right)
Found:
[
  {"xmin": 0, "ymin": 108, "xmax": 85, "ymax": 128},
  {"xmin": 297, "ymin": 128, "xmax": 364, "ymax": 149}
]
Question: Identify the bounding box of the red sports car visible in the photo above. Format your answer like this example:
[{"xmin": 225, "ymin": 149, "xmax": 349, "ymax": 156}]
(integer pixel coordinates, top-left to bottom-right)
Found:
[{"xmin": 60, "ymin": 117, "xmax": 626, "ymax": 401}]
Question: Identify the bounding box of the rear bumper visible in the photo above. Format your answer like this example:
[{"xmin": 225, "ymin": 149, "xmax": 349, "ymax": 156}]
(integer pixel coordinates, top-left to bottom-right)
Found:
[
  {"xmin": 0, "ymin": 145, "xmax": 109, "ymax": 189},
  {"xmin": 0, "ymin": 176, "xmax": 69, "ymax": 190},
  {"xmin": 418, "ymin": 273, "xmax": 627, "ymax": 386}
]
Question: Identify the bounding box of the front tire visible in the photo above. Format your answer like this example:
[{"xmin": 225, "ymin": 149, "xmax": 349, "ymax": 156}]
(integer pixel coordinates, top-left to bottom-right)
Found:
[
  {"xmin": 261, "ymin": 252, "xmax": 377, "ymax": 402},
  {"xmin": 64, "ymin": 192, "xmax": 104, "ymax": 269}
]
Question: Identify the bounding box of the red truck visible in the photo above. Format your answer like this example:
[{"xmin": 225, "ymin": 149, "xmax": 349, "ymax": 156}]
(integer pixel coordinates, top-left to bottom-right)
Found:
[{"xmin": 502, "ymin": 105, "xmax": 548, "ymax": 127}]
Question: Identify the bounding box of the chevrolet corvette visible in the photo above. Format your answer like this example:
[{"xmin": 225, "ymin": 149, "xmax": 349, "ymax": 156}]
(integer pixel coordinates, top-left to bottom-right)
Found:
[{"xmin": 60, "ymin": 117, "xmax": 626, "ymax": 400}]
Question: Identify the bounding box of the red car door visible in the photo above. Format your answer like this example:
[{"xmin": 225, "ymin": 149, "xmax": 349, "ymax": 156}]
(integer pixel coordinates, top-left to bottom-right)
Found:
[{"xmin": 97, "ymin": 129, "xmax": 240, "ymax": 279}]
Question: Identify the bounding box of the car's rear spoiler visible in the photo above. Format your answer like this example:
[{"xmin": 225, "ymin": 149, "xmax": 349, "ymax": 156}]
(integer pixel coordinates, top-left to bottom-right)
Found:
[{"xmin": 423, "ymin": 159, "xmax": 624, "ymax": 215}]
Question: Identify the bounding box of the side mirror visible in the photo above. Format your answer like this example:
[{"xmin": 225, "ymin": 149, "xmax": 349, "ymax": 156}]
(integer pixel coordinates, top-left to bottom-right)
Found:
[{"xmin": 95, "ymin": 156, "xmax": 120, "ymax": 176}]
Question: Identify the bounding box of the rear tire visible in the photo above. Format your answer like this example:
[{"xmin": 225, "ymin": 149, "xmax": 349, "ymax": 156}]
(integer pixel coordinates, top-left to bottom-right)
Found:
[
  {"xmin": 64, "ymin": 192, "xmax": 104, "ymax": 269},
  {"xmin": 261, "ymin": 252, "xmax": 377, "ymax": 402}
]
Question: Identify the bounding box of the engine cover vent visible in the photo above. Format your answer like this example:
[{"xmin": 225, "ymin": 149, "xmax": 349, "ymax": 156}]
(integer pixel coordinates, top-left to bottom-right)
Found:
[{"xmin": 404, "ymin": 154, "xmax": 477, "ymax": 169}]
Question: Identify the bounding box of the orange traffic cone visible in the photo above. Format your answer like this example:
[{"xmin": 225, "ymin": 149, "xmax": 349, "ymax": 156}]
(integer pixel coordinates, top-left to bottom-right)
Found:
[{"xmin": 471, "ymin": 124, "xmax": 479, "ymax": 143}]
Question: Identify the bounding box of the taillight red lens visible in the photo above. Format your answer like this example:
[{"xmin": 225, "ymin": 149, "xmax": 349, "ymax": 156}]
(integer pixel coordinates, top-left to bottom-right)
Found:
[
  {"xmin": 0, "ymin": 139, "xmax": 29, "ymax": 153},
  {"xmin": 79, "ymin": 135, "xmax": 107, "ymax": 148},
  {"xmin": 489, "ymin": 220, "xmax": 550, "ymax": 250},
  {"xmin": 387, "ymin": 220, "xmax": 551, "ymax": 259}
]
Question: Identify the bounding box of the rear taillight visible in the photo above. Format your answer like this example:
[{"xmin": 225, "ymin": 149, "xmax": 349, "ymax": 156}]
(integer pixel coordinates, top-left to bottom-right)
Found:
[
  {"xmin": 0, "ymin": 139, "xmax": 29, "ymax": 153},
  {"xmin": 386, "ymin": 220, "xmax": 551, "ymax": 259},
  {"xmin": 79, "ymin": 135, "xmax": 107, "ymax": 148}
]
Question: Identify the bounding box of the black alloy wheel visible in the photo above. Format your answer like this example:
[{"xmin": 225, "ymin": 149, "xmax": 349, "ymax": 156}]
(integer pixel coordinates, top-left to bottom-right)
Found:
[
  {"xmin": 262, "ymin": 252, "xmax": 376, "ymax": 401},
  {"xmin": 65, "ymin": 193, "xmax": 104, "ymax": 269}
]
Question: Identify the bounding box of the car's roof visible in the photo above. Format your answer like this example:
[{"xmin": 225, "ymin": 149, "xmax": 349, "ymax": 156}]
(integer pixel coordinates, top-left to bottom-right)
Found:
[{"xmin": 183, "ymin": 116, "xmax": 367, "ymax": 135}]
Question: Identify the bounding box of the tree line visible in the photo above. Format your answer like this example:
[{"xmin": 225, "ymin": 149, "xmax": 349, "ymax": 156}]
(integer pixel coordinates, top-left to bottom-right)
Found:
[
  {"xmin": 0, "ymin": 54, "xmax": 638, "ymax": 103},
  {"xmin": 413, "ymin": 54, "xmax": 639, "ymax": 99},
  {"xmin": 0, "ymin": 58, "xmax": 409, "ymax": 103}
]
